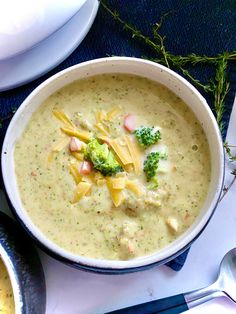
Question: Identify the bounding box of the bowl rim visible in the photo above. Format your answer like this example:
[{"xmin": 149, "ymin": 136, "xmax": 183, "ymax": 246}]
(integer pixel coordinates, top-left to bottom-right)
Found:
[
  {"xmin": 0, "ymin": 0, "xmax": 88, "ymax": 61},
  {"xmin": 0, "ymin": 244, "xmax": 22, "ymax": 313},
  {"xmin": 0, "ymin": 210, "xmax": 46, "ymax": 312},
  {"xmin": 1, "ymin": 56, "xmax": 225, "ymax": 271}
]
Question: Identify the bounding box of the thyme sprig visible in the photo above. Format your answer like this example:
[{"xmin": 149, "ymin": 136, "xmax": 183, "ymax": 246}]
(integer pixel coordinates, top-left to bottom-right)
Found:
[
  {"xmin": 220, "ymin": 169, "xmax": 236, "ymax": 201},
  {"xmin": 100, "ymin": 0, "xmax": 236, "ymax": 196},
  {"xmin": 224, "ymin": 142, "xmax": 236, "ymax": 162},
  {"xmin": 100, "ymin": 1, "xmax": 235, "ymax": 131}
]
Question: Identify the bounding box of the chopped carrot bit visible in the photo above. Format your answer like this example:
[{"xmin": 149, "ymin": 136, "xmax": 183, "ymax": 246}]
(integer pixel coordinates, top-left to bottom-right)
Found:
[
  {"xmin": 124, "ymin": 114, "xmax": 135, "ymax": 132},
  {"xmin": 79, "ymin": 161, "xmax": 93, "ymax": 175}
]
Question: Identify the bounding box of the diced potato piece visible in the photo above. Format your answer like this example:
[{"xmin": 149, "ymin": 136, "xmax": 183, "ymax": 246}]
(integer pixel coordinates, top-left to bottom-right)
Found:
[
  {"xmin": 77, "ymin": 118, "xmax": 93, "ymax": 131},
  {"xmin": 112, "ymin": 177, "xmax": 126, "ymax": 190},
  {"xmin": 158, "ymin": 161, "xmax": 171, "ymax": 174},
  {"xmin": 119, "ymin": 237, "xmax": 135, "ymax": 254},
  {"xmin": 144, "ymin": 198, "xmax": 162, "ymax": 208},
  {"xmin": 61, "ymin": 127, "xmax": 91, "ymax": 142},
  {"xmin": 72, "ymin": 182, "xmax": 92, "ymax": 203},
  {"xmin": 53, "ymin": 110, "xmax": 75, "ymax": 128},
  {"xmin": 122, "ymin": 221, "xmax": 139, "ymax": 237},
  {"xmin": 126, "ymin": 180, "xmax": 143, "ymax": 196},
  {"xmin": 68, "ymin": 162, "xmax": 82, "ymax": 184},
  {"xmin": 106, "ymin": 178, "xmax": 125, "ymax": 207},
  {"xmin": 166, "ymin": 217, "xmax": 179, "ymax": 233}
]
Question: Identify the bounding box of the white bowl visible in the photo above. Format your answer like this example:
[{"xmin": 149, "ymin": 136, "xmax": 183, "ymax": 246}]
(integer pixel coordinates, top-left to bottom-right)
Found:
[
  {"xmin": 1, "ymin": 57, "xmax": 224, "ymax": 273},
  {"xmin": 0, "ymin": 211, "xmax": 46, "ymax": 313},
  {"xmin": 0, "ymin": 0, "xmax": 87, "ymax": 60}
]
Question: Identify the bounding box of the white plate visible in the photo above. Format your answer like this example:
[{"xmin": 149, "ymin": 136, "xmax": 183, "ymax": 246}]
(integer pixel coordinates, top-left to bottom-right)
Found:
[
  {"xmin": 0, "ymin": 0, "xmax": 87, "ymax": 60},
  {"xmin": 0, "ymin": 0, "xmax": 99, "ymax": 92}
]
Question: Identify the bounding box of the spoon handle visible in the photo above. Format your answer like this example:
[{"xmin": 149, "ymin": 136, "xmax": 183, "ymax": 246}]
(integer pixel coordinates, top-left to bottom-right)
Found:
[{"xmin": 106, "ymin": 294, "xmax": 189, "ymax": 314}]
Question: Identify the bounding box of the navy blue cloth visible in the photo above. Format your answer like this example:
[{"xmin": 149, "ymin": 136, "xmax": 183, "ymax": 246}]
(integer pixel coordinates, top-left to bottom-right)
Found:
[{"xmin": 0, "ymin": 0, "xmax": 235, "ymax": 271}]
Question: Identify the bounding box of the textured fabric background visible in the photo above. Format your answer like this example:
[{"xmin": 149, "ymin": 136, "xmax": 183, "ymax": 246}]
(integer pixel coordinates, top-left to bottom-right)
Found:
[{"xmin": 0, "ymin": 0, "xmax": 235, "ymax": 271}]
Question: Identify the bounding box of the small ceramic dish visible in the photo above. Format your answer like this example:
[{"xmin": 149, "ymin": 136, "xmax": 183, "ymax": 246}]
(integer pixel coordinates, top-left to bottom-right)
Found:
[
  {"xmin": 0, "ymin": 0, "xmax": 87, "ymax": 60},
  {"xmin": 0, "ymin": 0, "xmax": 99, "ymax": 92},
  {"xmin": 0, "ymin": 211, "xmax": 46, "ymax": 313},
  {"xmin": 1, "ymin": 57, "xmax": 224, "ymax": 274}
]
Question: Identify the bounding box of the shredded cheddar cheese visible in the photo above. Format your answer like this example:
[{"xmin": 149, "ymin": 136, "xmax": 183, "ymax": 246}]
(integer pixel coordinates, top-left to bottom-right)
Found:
[
  {"xmin": 106, "ymin": 177, "xmax": 125, "ymax": 207},
  {"xmin": 72, "ymin": 181, "xmax": 92, "ymax": 203},
  {"xmin": 109, "ymin": 139, "xmax": 133, "ymax": 165},
  {"xmin": 112, "ymin": 177, "xmax": 126, "ymax": 189},
  {"xmin": 106, "ymin": 106, "xmax": 122, "ymax": 121},
  {"xmin": 47, "ymin": 151, "xmax": 55, "ymax": 164},
  {"xmin": 71, "ymin": 152, "xmax": 84, "ymax": 161},
  {"xmin": 126, "ymin": 180, "xmax": 144, "ymax": 196},
  {"xmin": 52, "ymin": 137, "xmax": 69, "ymax": 152},
  {"xmin": 53, "ymin": 110, "xmax": 75, "ymax": 128},
  {"xmin": 94, "ymin": 123, "xmax": 110, "ymax": 136},
  {"xmin": 124, "ymin": 135, "xmax": 141, "ymax": 173},
  {"xmin": 61, "ymin": 127, "xmax": 91, "ymax": 142},
  {"xmin": 95, "ymin": 110, "xmax": 107, "ymax": 123},
  {"xmin": 97, "ymin": 135, "xmax": 111, "ymax": 144},
  {"xmin": 68, "ymin": 162, "xmax": 82, "ymax": 184}
]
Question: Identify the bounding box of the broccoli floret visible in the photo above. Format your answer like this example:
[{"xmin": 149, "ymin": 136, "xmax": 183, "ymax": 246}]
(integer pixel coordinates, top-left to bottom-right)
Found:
[
  {"xmin": 143, "ymin": 152, "xmax": 167, "ymax": 186},
  {"xmin": 85, "ymin": 138, "xmax": 123, "ymax": 176},
  {"xmin": 134, "ymin": 126, "xmax": 161, "ymax": 148},
  {"xmin": 147, "ymin": 177, "xmax": 159, "ymax": 190}
]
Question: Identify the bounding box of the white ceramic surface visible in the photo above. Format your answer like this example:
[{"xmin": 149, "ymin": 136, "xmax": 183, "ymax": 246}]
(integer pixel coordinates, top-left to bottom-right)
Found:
[
  {"xmin": 1, "ymin": 57, "xmax": 224, "ymax": 271},
  {"xmin": 0, "ymin": 0, "xmax": 99, "ymax": 92},
  {"xmin": 0, "ymin": 0, "xmax": 87, "ymax": 60}
]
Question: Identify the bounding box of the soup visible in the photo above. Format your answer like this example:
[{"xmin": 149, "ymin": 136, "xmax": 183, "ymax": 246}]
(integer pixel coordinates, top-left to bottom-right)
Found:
[
  {"xmin": 14, "ymin": 74, "xmax": 211, "ymax": 260},
  {"xmin": 0, "ymin": 259, "xmax": 15, "ymax": 313}
]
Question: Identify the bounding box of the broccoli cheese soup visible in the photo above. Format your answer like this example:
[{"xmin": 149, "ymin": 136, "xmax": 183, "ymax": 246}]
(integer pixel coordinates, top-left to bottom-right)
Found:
[
  {"xmin": 0, "ymin": 259, "xmax": 15, "ymax": 313},
  {"xmin": 14, "ymin": 74, "xmax": 211, "ymax": 260}
]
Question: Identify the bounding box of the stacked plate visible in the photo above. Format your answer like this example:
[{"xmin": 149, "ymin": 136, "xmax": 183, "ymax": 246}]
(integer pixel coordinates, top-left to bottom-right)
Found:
[{"xmin": 0, "ymin": 0, "xmax": 99, "ymax": 91}]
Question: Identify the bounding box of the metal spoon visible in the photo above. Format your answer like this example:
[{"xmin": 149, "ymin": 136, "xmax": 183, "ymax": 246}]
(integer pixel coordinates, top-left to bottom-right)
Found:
[{"xmin": 107, "ymin": 247, "xmax": 236, "ymax": 314}]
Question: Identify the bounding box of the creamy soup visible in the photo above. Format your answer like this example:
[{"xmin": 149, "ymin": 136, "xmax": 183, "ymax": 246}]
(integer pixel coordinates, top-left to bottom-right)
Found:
[
  {"xmin": 14, "ymin": 74, "xmax": 211, "ymax": 260},
  {"xmin": 0, "ymin": 259, "xmax": 15, "ymax": 313}
]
